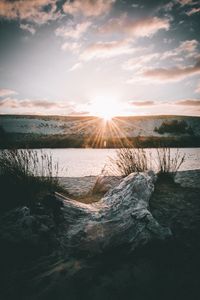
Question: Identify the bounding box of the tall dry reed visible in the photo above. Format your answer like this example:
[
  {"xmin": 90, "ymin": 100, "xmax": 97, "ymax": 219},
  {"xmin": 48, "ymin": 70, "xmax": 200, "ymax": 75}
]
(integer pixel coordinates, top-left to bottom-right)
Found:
[
  {"xmin": 107, "ymin": 147, "xmax": 185, "ymax": 178},
  {"xmin": 0, "ymin": 149, "xmax": 61, "ymax": 211},
  {"xmin": 156, "ymin": 147, "xmax": 185, "ymax": 176}
]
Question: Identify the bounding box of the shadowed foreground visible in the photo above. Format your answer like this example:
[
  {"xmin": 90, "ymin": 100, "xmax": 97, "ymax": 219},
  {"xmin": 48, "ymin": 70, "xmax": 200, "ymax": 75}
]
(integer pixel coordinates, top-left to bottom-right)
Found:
[{"xmin": 0, "ymin": 171, "xmax": 200, "ymax": 300}]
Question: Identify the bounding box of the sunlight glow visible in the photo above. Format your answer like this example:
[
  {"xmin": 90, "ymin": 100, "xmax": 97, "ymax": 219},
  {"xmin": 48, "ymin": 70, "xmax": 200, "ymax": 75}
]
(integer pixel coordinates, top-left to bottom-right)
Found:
[{"xmin": 89, "ymin": 96, "xmax": 122, "ymax": 121}]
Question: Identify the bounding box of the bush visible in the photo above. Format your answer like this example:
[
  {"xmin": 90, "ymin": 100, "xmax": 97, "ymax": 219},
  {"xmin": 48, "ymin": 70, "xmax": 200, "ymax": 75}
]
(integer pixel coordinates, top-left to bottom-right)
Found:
[
  {"xmin": 0, "ymin": 149, "xmax": 63, "ymax": 212},
  {"xmin": 156, "ymin": 147, "xmax": 185, "ymax": 178},
  {"xmin": 155, "ymin": 120, "xmax": 193, "ymax": 135},
  {"xmin": 108, "ymin": 147, "xmax": 185, "ymax": 179},
  {"xmin": 108, "ymin": 148, "xmax": 150, "ymax": 177}
]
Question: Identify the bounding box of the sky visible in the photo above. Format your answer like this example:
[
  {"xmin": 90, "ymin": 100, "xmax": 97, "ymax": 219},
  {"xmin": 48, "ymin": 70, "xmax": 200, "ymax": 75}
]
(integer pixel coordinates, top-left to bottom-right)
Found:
[{"xmin": 0, "ymin": 0, "xmax": 200, "ymax": 116}]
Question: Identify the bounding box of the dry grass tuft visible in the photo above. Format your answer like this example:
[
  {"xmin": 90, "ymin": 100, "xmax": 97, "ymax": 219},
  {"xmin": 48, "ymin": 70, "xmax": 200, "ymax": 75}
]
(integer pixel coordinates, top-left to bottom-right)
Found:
[
  {"xmin": 108, "ymin": 148, "xmax": 150, "ymax": 177},
  {"xmin": 0, "ymin": 149, "xmax": 63, "ymax": 212},
  {"xmin": 156, "ymin": 147, "xmax": 185, "ymax": 178},
  {"xmin": 105, "ymin": 147, "xmax": 185, "ymax": 179}
]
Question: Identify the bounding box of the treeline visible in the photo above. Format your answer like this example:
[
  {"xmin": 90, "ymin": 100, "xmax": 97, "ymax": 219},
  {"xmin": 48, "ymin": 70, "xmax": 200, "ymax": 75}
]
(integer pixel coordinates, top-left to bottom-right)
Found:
[
  {"xmin": 1, "ymin": 133, "xmax": 200, "ymax": 149},
  {"xmin": 154, "ymin": 120, "xmax": 194, "ymax": 135}
]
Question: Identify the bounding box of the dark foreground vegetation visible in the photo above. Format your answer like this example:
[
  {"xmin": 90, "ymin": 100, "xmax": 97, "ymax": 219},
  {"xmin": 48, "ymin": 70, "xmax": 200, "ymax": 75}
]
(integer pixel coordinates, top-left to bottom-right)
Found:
[
  {"xmin": 1, "ymin": 172, "xmax": 200, "ymax": 300},
  {"xmin": 0, "ymin": 149, "xmax": 64, "ymax": 213},
  {"xmin": 1, "ymin": 132, "xmax": 200, "ymax": 148},
  {"xmin": 0, "ymin": 149, "xmax": 200, "ymax": 300}
]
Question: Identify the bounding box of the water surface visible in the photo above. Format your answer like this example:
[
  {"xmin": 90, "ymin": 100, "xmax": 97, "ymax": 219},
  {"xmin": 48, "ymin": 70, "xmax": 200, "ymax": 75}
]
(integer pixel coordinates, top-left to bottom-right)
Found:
[{"xmin": 39, "ymin": 148, "xmax": 200, "ymax": 177}]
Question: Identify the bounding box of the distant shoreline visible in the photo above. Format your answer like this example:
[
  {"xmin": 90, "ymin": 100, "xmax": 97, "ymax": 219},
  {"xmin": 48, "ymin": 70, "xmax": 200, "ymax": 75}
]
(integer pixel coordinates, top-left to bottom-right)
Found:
[{"xmin": 1, "ymin": 134, "xmax": 200, "ymax": 149}]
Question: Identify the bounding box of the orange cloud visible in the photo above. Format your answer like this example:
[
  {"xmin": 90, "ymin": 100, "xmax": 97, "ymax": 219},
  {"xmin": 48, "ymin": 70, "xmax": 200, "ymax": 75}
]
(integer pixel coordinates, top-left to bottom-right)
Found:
[
  {"xmin": 143, "ymin": 58, "xmax": 200, "ymax": 81},
  {"xmin": 175, "ymin": 99, "xmax": 200, "ymax": 106},
  {"xmin": 195, "ymin": 82, "xmax": 200, "ymax": 94},
  {"xmin": 176, "ymin": 0, "xmax": 195, "ymax": 5},
  {"xmin": 55, "ymin": 21, "xmax": 91, "ymax": 39},
  {"xmin": 0, "ymin": 89, "xmax": 17, "ymax": 97},
  {"xmin": 123, "ymin": 53, "xmax": 159, "ymax": 71},
  {"xmin": 0, "ymin": 0, "xmax": 60, "ymax": 24},
  {"xmin": 0, "ymin": 97, "xmax": 90, "ymax": 115},
  {"xmin": 100, "ymin": 14, "xmax": 170, "ymax": 37},
  {"xmin": 63, "ymin": 0, "xmax": 115, "ymax": 17},
  {"xmin": 130, "ymin": 101, "xmax": 155, "ymax": 106},
  {"xmin": 80, "ymin": 39, "xmax": 135, "ymax": 60},
  {"xmin": 0, "ymin": 98, "xmax": 60, "ymax": 109},
  {"xmin": 186, "ymin": 7, "xmax": 200, "ymax": 15}
]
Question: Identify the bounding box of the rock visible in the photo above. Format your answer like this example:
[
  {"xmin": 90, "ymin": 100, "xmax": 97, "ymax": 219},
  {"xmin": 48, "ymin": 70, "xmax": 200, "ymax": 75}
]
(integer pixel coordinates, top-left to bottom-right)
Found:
[
  {"xmin": 21, "ymin": 215, "xmax": 36, "ymax": 228},
  {"xmin": 0, "ymin": 172, "xmax": 172, "ymax": 257},
  {"xmin": 59, "ymin": 171, "xmax": 172, "ymax": 254},
  {"xmin": 39, "ymin": 224, "xmax": 50, "ymax": 234},
  {"xmin": 43, "ymin": 192, "xmax": 64, "ymax": 210},
  {"xmin": 0, "ymin": 206, "xmax": 56, "ymax": 250}
]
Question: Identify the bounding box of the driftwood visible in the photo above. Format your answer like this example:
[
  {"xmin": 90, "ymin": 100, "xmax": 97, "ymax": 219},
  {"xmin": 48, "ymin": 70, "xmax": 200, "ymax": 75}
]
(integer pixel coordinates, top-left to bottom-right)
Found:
[{"xmin": 56, "ymin": 171, "xmax": 172, "ymax": 254}]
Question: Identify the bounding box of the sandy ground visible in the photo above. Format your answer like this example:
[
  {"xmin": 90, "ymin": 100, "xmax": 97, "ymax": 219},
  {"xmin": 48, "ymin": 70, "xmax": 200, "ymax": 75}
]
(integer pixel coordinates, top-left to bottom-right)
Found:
[
  {"xmin": 58, "ymin": 176, "xmax": 97, "ymax": 196},
  {"xmin": 58, "ymin": 170, "xmax": 200, "ymax": 197},
  {"xmin": 174, "ymin": 169, "xmax": 200, "ymax": 188}
]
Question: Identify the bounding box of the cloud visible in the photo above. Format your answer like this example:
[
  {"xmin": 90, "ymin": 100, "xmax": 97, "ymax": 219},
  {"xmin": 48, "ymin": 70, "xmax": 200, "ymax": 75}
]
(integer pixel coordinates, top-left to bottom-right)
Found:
[
  {"xmin": 125, "ymin": 40, "xmax": 198, "ymax": 72},
  {"xmin": 0, "ymin": 98, "xmax": 61, "ymax": 109},
  {"xmin": 0, "ymin": 0, "xmax": 60, "ymax": 24},
  {"xmin": 80, "ymin": 39, "xmax": 135, "ymax": 60},
  {"xmin": 0, "ymin": 89, "xmax": 17, "ymax": 97},
  {"xmin": 161, "ymin": 39, "xmax": 199, "ymax": 60},
  {"xmin": 100, "ymin": 14, "xmax": 170, "ymax": 38},
  {"xmin": 63, "ymin": 0, "xmax": 115, "ymax": 17},
  {"xmin": 130, "ymin": 101, "xmax": 155, "ymax": 106},
  {"xmin": 176, "ymin": 0, "xmax": 200, "ymax": 15},
  {"xmin": 143, "ymin": 58, "xmax": 200, "ymax": 82},
  {"xmin": 55, "ymin": 21, "xmax": 91, "ymax": 39},
  {"xmin": 175, "ymin": 99, "xmax": 200, "ymax": 105},
  {"xmin": 69, "ymin": 110, "xmax": 90, "ymax": 116},
  {"xmin": 176, "ymin": 39, "xmax": 198, "ymax": 54},
  {"xmin": 69, "ymin": 63, "xmax": 82, "ymax": 71},
  {"xmin": 0, "ymin": 97, "xmax": 89, "ymax": 115},
  {"xmin": 186, "ymin": 7, "xmax": 200, "ymax": 15},
  {"xmin": 123, "ymin": 53, "xmax": 159, "ymax": 71},
  {"xmin": 161, "ymin": 0, "xmax": 197, "ymax": 11},
  {"xmin": 176, "ymin": 0, "xmax": 196, "ymax": 6},
  {"xmin": 61, "ymin": 42, "xmax": 81, "ymax": 52},
  {"xmin": 20, "ymin": 24, "xmax": 36, "ymax": 35},
  {"xmin": 123, "ymin": 40, "xmax": 199, "ymax": 75},
  {"xmin": 195, "ymin": 82, "xmax": 200, "ymax": 93}
]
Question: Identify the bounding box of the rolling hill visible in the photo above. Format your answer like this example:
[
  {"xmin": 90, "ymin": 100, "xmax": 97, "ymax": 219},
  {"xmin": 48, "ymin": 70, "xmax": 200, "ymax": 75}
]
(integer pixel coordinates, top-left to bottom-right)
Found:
[{"xmin": 0, "ymin": 115, "xmax": 200, "ymax": 148}]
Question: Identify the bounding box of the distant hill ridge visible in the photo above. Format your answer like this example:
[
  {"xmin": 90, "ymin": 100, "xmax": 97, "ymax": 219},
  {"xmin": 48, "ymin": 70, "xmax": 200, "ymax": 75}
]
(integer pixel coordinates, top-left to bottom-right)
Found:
[
  {"xmin": 0, "ymin": 115, "xmax": 200, "ymax": 148},
  {"xmin": 0, "ymin": 115, "xmax": 200, "ymax": 136}
]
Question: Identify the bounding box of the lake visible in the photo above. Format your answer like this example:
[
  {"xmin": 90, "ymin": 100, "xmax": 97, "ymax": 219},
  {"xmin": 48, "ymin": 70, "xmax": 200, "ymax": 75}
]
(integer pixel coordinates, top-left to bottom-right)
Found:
[{"xmin": 38, "ymin": 148, "xmax": 200, "ymax": 177}]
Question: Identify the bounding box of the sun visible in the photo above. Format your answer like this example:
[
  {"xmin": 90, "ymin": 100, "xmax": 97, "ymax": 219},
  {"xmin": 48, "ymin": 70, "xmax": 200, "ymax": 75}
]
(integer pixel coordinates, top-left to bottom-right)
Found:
[
  {"xmin": 101, "ymin": 111, "xmax": 113, "ymax": 121},
  {"xmin": 89, "ymin": 95, "xmax": 121, "ymax": 121}
]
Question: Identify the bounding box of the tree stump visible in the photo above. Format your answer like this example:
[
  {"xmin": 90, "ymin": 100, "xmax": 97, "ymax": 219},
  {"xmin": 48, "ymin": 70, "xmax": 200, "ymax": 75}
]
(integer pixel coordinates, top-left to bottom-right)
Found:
[{"xmin": 57, "ymin": 171, "xmax": 172, "ymax": 254}]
